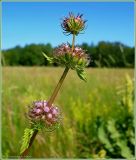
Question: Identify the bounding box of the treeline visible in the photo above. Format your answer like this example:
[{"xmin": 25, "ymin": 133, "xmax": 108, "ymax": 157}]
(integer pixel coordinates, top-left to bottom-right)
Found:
[{"xmin": 2, "ymin": 41, "xmax": 134, "ymax": 67}]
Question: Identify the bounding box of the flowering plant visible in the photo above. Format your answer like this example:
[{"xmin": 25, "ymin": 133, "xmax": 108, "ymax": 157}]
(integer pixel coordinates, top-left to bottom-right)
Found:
[{"xmin": 20, "ymin": 13, "xmax": 89, "ymax": 158}]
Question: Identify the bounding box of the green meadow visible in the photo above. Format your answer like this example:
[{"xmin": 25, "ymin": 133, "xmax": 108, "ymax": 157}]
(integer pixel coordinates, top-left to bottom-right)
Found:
[{"xmin": 2, "ymin": 67, "xmax": 134, "ymax": 158}]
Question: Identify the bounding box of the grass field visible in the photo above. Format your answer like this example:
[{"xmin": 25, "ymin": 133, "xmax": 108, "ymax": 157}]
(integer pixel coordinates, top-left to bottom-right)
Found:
[{"xmin": 2, "ymin": 67, "xmax": 134, "ymax": 158}]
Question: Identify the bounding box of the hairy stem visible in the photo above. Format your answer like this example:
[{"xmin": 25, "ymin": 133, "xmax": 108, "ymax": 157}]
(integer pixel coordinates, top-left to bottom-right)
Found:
[
  {"xmin": 72, "ymin": 34, "xmax": 75, "ymax": 51},
  {"xmin": 20, "ymin": 130, "xmax": 38, "ymax": 159},
  {"xmin": 47, "ymin": 66, "xmax": 69, "ymax": 107}
]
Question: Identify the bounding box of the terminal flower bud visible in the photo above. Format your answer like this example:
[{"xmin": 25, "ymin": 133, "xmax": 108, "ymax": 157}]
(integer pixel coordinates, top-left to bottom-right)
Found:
[{"xmin": 61, "ymin": 13, "xmax": 86, "ymax": 35}]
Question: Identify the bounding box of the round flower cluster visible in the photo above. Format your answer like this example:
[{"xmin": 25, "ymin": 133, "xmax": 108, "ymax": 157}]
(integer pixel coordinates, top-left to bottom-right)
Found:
[
  {"xmin": 61, "ymin": 13, "xmax": 86, "ymax": 35},
  {"xmin": 53, "ymin": 43, "xmax": 90, "ymax": 69},
  {"xmin": 28, "ymin": 100, "xmax": 61, "ymax": 130}
]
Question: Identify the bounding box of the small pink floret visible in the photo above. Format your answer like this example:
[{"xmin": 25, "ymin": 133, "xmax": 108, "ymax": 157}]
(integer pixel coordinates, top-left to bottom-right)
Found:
[
  {"xmin": 65, "ymin": 44, "xmax": 69, "ymax": 48},
  {"xmin": 44, "ymin": 106, "xmax": 50, "ymax": 113},
  {"xmin": 36, "ymin": 108, "xmax": 41, "ymax": 114},
  {"xmin": 43, "ymin": 101, "xmax": 47, "ymax": 107},
  {"xmin": 52, "ymin": 108, "xmax": 58, "ymax": 115},
  {"xmin": 75, "ymin": 19, "xmax": 79, "ymax": 23},
  {"xmin": 47, "ymin": 113, "xmax": 52, "ymax": 119},
  {"xmin": 35, "ymin": 102, "xmax": 42, "ymax": 107}
]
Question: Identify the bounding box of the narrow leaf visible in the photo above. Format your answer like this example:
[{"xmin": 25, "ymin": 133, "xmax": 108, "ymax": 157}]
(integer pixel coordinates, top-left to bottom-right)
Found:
[
  {"xmin": 20, "ymin": 128, "xmax": 34, "ymax": 154},
  {"xmin": 76, "ymin": 68, "xmax": 87, "ymax": 82},
  {"xmin": 42, "ymin": 52, "xmax": 53, "ymax": 64}
]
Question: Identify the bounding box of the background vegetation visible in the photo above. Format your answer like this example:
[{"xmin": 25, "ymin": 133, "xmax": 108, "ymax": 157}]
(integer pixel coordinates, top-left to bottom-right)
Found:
[
  {"xmin": 2, "ymin": 39, "xmax": 135, "ymax": 158},
  {"xmin": 2, "ymin": 41, "xmax": 134, "ymax": 68},
  {"xmin": 2, "ymin": 67, "xmax": 134, "ymax": 158}
]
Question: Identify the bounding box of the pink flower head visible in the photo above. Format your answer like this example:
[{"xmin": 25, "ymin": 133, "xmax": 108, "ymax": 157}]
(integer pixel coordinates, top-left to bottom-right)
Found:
[
  {"xmin": 28, "ymin": 100, "xmax": 61, "ymax": 130},
  {"xmin": 53, "ymin": 43, "xmax": 90, "ymax": 69},
  {"xmin": 54, "ymin": 43, "xmax": 71, "ymax": 56}
]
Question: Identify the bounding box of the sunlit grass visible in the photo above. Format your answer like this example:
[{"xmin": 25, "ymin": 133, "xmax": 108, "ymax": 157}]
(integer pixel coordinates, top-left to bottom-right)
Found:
[{"xmin": 2, "ymin": 67, "xmax": 134, "ymax": 158}]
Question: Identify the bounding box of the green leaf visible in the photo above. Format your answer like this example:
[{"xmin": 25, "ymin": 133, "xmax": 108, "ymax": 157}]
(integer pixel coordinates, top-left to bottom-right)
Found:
[
  {"xmin": 116, "ymin": 140, "xmax": 133, "ymax": 159},
  {"xmin": 20, "ymin": 128, "xmax": 34, "ymax": 154},
  {"xmin": 107, "ymin": 120, "xmax": 133, "ymax": 158},
  {"xmin": 42, "ymin": 52, "xmax": 53, "ymax": 64},
  {"xmin": 98, "ymin": 125, "xmax": 113, "ymax": 152},
  {"xmin": 76, "ymin": 68, "xmax": 87, "ymax": 82}
]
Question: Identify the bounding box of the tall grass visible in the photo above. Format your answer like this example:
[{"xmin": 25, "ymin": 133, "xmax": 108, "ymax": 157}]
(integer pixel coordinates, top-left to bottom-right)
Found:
[{"xmin": 2, "ymin": 67, "xmax": 134, "ymax": 158}]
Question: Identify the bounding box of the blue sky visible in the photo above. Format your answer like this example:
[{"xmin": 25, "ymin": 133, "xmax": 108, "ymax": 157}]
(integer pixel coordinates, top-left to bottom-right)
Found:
[{"xmin": 2, "ymin": 2, "xmax": 134, "ymax": 49}]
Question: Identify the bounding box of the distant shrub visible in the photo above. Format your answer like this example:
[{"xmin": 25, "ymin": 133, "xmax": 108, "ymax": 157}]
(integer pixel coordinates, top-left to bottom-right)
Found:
[{"xmin": 2, "ymin": 41, "xmax": 134, "ymax": 68}]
